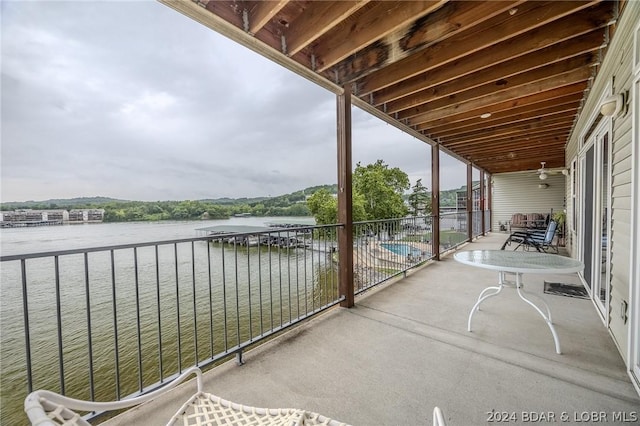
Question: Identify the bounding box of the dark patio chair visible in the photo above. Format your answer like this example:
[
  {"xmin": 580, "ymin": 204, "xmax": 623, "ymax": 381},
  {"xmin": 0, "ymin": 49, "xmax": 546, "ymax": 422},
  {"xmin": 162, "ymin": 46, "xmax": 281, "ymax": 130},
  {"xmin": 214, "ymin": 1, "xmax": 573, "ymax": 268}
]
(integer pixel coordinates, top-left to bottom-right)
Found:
[{"xmin": 500, "ymin": 220, "xmax": 558, "ymax": 253}]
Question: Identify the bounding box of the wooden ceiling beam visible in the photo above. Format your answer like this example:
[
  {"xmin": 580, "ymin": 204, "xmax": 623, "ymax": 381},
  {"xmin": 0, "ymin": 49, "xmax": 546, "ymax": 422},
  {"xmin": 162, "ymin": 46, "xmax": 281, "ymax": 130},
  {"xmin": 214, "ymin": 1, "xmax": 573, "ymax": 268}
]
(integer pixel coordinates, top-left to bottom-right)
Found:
[
  {"xmin": 434, "ymin": 110, "xmax": 576, "ymax": 141},
  {"xmin": 326, "ymin": 0, "xmax": 522, "ymax": 82},
  {"xmin": 444, "ymin": 132, "xmax": 570, "ymax": 152},
  {"xmin": 464, "ymin": 140, "xmax": 564, "ymax": 161},
  {"xmin": 417, "ymin": 83, "xmax": 587, "ymax": 130},
  {"xmin": 475, "ymin": 148, "xmax": 566, "ymax": 161},
  {"xmin": 442, "ymin": 118, "xmax": 575, "ymax": 146},
  {"xmin": 449, "ymin": 117, "xmax": 575, "ymax": 142},
  {"xmin": 484, "ymin": 157, "xmax": 566, "ymax": 173},
  {"xmin": 406, "ymin": 67, "xmax": 591, "ymax": 125},
  {"xmin": 383, "ymin": 34, "xmax": 600, "ymax": 114},
  {"xmin": 285, "ymin": 1, "xmax": 370, "ymax": 56},
  {"xmin": 247, "ymin": 0, "xmax": 290, "ymax": 35},
  {"xmin": 358, "ymin": 1, "xmax": 607, "ymax": 95},
  {"xmin": 376, "ymin": 24, "xmax": 606, "ymax": 107},
  {"xmin": 424, "ymin": 99, "xmax": 581, "ymax": 137},
  {"xmin": 475, "ymin": 154, "xmax": 566, "ymax": 171},
  {"xmin": 313, "ymin": 1, "xmax": 447, "ymax": 73},
  {"xmin": 444, "ymin": 135, "xmax": 571, "ymax": 159},
  {"xmin": 465, "ymin": 147, "xmax": 568, "ymax": 160},
  {"xmin": 398, "ymin": 52, "xmax": 595, "ymax": 121},
  {"xmin": 460, "ymin": 149, "xmax": 567, "ymax": 164}
]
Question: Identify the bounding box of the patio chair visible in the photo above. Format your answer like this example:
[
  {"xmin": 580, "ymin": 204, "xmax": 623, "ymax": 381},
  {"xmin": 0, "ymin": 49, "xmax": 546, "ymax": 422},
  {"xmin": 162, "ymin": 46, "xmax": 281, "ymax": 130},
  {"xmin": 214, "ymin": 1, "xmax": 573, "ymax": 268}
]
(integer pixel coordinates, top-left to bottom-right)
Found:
[
  {"xmin": 500, "ymin": 220, "xmax": 558, "ymax": 253},
  {"xmin": 24, "ymin": 366, "xmax": 447, "ymax": 425}
]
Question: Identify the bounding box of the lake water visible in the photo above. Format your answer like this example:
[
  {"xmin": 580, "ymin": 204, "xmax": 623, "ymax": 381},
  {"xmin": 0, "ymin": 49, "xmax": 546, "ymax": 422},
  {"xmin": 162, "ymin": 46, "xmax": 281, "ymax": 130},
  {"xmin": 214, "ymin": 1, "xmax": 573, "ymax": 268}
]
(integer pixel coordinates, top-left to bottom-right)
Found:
[
  {"xmin": 0, "ymin": 216, "xmax": 315, "ymax": 256},
  {"xmin": 0, "ymin": 216, "xmax": 335, "ymax": 425}
]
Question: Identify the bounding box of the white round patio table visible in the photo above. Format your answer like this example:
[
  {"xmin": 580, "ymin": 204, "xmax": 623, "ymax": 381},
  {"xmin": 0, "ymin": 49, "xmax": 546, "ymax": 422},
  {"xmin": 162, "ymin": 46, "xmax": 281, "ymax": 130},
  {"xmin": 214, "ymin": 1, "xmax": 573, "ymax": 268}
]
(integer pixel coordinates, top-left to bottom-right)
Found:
[{"xmin": 454, "ymin": 250, "xmax": 584, "ymax": 354}]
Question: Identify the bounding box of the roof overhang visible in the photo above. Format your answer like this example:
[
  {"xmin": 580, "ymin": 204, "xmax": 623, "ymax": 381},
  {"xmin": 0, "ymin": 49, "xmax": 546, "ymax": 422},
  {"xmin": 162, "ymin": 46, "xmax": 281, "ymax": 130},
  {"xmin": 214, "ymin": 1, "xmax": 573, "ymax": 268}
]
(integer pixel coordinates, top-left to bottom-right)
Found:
[{"xmin": 160, "ymin": 0, "xmax": 624, "ymax": 174}]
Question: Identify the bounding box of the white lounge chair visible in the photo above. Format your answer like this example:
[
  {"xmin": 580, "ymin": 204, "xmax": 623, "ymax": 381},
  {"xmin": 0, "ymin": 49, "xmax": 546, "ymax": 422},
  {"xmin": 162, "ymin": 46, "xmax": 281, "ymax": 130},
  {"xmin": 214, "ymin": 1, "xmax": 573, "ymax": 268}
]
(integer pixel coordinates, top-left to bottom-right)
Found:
[{"xmin": 24, "ymin": 366, "xmax": 446, "ymax": 425}]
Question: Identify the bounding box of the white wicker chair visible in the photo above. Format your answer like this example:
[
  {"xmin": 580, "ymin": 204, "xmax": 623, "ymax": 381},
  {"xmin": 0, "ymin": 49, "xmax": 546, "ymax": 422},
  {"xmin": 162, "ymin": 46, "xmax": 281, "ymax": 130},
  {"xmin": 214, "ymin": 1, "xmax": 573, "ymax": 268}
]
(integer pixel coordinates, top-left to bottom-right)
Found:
[{"xmin": 24, "ymin": 366, "xmax": 446, "ymax": 425}]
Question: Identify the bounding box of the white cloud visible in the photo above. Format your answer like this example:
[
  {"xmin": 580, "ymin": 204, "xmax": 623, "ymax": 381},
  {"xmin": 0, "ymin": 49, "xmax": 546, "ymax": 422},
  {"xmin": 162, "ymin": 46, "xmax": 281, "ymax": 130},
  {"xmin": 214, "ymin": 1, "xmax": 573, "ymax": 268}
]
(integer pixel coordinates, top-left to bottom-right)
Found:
[{"xmin": 0, "ymin": 0, "xmax": 468, "ymax": 203}]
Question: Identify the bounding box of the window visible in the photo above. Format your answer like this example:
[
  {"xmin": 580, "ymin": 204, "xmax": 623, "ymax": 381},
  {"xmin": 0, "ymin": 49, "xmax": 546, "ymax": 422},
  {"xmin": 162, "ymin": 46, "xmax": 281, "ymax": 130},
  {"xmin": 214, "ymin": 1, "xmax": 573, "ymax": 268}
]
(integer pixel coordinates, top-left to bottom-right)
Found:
[
  {"xmin": 634, "ymin": 17, "xmax": 640, "ymax": 73},
  {"xmin": 570, "ymin": 159, "xmax": 577, "ymax": 233}
]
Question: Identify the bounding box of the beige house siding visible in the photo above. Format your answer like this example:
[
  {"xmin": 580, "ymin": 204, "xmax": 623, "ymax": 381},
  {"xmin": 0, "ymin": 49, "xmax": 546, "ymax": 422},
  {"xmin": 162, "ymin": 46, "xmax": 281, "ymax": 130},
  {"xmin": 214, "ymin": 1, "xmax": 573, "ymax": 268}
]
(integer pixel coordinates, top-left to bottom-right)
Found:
[
  {"xmin": 491, "ymin": 172, "xmax": 565, "ymax": 232},
  {"xmin": 564, "ymin": 2, "xmax": 638, "ymax": 363}
]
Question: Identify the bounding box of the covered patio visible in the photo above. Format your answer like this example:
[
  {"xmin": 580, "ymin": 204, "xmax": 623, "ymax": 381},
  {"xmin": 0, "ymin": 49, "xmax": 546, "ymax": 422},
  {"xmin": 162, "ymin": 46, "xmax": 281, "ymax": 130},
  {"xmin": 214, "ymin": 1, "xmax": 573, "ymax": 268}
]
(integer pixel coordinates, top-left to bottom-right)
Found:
[
  {"xmin": 104, "ymin": 233, "xmax": 639, "ymax": 425},
  {"xmin": 151, "ymin": 0, "xmax": 640, "ymax": 399},
  {"xmin": 14, "ymin": 1, "xmax": 639, "ymax": 424}
]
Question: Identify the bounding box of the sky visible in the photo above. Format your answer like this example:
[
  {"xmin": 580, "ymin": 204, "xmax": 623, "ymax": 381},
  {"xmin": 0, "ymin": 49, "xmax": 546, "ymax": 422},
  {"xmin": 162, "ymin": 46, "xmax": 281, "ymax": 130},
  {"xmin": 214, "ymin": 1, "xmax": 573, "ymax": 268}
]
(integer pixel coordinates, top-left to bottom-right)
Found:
[{"xmin": 1, "ymin": 0, "xmax": 469, "ymax": 203}]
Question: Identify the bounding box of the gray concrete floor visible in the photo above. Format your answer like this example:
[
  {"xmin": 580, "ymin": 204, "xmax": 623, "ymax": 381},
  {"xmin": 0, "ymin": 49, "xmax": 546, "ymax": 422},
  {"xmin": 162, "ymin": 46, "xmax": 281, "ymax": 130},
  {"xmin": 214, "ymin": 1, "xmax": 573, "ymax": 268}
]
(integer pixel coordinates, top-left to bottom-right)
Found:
[{"xmin": 103, "ymin": 233, "xmax": 639, "ymax": 425}]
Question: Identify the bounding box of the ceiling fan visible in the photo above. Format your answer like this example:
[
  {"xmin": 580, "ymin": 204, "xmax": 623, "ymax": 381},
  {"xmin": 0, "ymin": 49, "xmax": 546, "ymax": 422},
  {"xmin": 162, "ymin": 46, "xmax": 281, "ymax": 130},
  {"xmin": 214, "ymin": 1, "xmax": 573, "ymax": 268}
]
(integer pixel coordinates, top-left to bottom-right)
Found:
[
  {"xmin": 536, "ymin": 162, "xmax": 550, "ymax": 180},
  {"xmin": 534, "ymin": 162, "xmax": 566, "ymax": 180}
]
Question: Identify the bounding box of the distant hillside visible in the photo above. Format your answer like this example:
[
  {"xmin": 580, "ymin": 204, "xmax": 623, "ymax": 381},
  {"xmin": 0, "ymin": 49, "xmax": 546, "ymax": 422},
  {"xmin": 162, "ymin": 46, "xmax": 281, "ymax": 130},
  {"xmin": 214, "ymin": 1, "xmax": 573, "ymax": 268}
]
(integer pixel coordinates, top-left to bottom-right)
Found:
[
  {"xmin": 432, "ymin": 188, "xmax": 463, "ymax": 208},
  {"xmin": 199, "ymin": 197, "xmax": 270, "ymax": 205},
  {"xmin": 0, "ymin": 196, "xmax": 127, "ymax": 210},
  {"xmin": 401, "ymin": 187, "xmax": 466, "ymax": 208},
  {"xmin": 0, "ymin": 185, "xmax": 338, "ymax": 210},
  {"xmin": 0, "ymin": 184, "xmax": 467, "ymax": 211},
  {"xmin": 0, "ymin": 184, "xmax": 470, "ymax": 223}
]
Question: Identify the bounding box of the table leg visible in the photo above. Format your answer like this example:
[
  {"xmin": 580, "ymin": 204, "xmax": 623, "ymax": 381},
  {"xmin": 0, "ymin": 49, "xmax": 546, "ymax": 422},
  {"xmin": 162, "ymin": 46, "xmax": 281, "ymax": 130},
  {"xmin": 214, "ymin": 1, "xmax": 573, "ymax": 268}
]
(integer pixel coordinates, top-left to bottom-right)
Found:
[
  {"xmin": 467, "ymin": 272, "xmax": 562, "ymax": 354},
  {"xmin": 518, "ymin": 286, "xmax": 553, "ymax": 322},
  {"xmin": 467, "ymin": 272, "xmax": 506, "ymax": 332},
  {"xmin": 476, "ymin": 286, "xmax": 502, "ymax": 305},
  {"xmin": 514, "ymin": 273, "xmax": 562, "ymax": 354}
]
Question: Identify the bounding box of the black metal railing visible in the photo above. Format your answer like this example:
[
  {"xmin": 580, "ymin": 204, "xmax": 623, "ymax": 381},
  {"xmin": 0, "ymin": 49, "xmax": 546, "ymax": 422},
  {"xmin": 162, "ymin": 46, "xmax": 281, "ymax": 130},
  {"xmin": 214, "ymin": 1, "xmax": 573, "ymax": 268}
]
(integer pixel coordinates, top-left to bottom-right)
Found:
[
  {"xmin": 0, "ymin": 217, "xmax": 452, "ymax": 424},
  {"xmin": 1, "ymin": 224, "xmax": 343, "ymax": 424},
  {"xmin": 439, "ymin": 211, "xmax": 470, "ymax": 251},
  {"xmin": 353, "ymin": 216, "xmax": 435, "ymax": 294},
  {"xmin": 472, "ymin": 210, "xmax": 484, "ymax": 238}
]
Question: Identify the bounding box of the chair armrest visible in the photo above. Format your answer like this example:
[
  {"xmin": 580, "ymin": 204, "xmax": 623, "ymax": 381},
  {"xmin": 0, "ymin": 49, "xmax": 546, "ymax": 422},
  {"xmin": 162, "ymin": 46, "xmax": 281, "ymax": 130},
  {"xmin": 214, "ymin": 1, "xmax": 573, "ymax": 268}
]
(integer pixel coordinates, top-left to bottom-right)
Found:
[
  {"xmin": 509, "ymin": 231, "xmax": 538, "ymax": 238},
  {"xmin": 25, "ymin": 367, "xmax": 203, "ymax": 425}
]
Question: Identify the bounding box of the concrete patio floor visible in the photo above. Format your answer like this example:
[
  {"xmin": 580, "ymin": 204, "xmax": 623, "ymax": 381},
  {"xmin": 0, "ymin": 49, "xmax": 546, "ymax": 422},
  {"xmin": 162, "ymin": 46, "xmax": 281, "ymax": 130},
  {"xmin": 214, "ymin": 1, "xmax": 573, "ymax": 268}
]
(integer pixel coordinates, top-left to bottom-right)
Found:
[{"xmin": 103, "ymin": 233, "xmax": 639, "ymax": 425}]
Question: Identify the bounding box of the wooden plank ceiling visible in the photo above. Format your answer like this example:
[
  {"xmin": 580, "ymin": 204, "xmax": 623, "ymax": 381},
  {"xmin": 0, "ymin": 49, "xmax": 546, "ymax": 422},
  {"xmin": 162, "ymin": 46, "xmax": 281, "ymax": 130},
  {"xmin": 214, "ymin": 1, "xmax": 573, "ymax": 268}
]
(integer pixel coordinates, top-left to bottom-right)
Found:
[{"xmin": 163, "ymin": 0, "xmax": 621, "ymax": 174}]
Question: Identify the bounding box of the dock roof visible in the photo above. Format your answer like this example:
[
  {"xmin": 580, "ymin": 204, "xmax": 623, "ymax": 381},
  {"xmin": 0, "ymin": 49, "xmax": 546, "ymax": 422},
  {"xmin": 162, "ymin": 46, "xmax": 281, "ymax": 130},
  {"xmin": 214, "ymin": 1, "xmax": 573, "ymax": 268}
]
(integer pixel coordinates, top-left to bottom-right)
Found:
[{"xmin": 195, "ymin": 225, "xmax": 271, "ymax": 235}]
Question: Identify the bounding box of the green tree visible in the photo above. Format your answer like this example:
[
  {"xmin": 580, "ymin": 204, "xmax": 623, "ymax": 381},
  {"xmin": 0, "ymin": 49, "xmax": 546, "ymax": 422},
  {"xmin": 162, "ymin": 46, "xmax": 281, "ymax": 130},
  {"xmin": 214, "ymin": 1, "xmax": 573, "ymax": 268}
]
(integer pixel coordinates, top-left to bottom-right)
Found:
[
  {"xmin": 287, "ymin": 203, "xmax": 311, "ymax": 216},
  {"xmin": 171, "ymin": 206, "xmax": 189, "ymax": 219},
  {"xmin": 353, "ymin": 159, "xmax": 409, "ymax": 220},
  {"xmin": 408, "ymin": 178, "xmax": 431, "ymax": 216},
  {"xmin": 351, "ymin": 191, "xmax": 368, "ymax": 222},
  {"xmin": 306, "ymin": 161, "xmax": 406, "ymax": 225},
  {"xmin": 306, "ymin": 189, "xmax": 337, "ymax": 225}
]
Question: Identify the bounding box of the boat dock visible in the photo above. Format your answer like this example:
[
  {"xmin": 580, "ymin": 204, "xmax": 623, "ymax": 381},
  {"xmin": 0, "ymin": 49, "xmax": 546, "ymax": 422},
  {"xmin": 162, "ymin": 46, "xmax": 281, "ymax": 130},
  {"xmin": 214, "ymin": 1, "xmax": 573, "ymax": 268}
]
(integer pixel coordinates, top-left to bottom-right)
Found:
[
  {"xmin": 0, "ymin": 220, "xmax": 63, "ymax": 228},
  {"xmin": 195, "ymin": 224, "xmax": 334, "ymax": 252}
]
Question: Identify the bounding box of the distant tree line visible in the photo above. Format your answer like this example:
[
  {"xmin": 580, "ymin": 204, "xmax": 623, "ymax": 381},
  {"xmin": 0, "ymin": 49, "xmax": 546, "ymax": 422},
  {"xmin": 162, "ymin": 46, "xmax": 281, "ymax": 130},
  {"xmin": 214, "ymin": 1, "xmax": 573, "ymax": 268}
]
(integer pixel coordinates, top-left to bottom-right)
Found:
[
  {"xmin": 0, "ymin": 185, "xmax": 338, "ymax": 222},
  {"xmin": 2, "ymin": 176, "xmax": 466, "ymax": 224}
]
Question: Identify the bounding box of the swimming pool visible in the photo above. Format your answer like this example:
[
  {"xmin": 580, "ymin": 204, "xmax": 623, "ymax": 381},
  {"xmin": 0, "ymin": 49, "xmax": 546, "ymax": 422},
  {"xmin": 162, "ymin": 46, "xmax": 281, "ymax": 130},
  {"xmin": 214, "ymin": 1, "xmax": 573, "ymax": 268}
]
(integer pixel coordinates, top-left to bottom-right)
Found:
[{"xmin": 380, "ymin": 243, "xmax": 423, "ymax": 256}]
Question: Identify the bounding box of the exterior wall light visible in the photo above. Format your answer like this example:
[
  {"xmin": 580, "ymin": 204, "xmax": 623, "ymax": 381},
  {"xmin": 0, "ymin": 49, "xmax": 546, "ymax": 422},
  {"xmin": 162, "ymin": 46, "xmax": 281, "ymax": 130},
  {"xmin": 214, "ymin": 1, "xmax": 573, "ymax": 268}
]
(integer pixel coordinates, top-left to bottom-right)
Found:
[{"xmin": 600, "ymin": 91, "xmax": 628, "ymax": 116}]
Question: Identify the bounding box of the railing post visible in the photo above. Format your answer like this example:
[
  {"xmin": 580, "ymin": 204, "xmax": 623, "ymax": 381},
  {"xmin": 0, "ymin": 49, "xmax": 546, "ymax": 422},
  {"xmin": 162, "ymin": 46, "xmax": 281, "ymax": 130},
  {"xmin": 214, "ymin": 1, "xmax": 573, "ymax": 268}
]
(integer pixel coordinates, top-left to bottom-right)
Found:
[
  {"xmin": 431, "ymin": 143, "xmax": 440, "ymax": 260},
  {"xmin": 487, "ymin": 173, "xmax": 493, "ymax": 232},
  {"xmin": 467, "ymin": 163, "xmax": 473, "ymax": 242},
  {"xmin": 480, "ymin": 170, "xmax": 486, "ymax": 236},
  {"xmin": 337, "ymin": 85, "xmax": 354, "ymax": 307}
]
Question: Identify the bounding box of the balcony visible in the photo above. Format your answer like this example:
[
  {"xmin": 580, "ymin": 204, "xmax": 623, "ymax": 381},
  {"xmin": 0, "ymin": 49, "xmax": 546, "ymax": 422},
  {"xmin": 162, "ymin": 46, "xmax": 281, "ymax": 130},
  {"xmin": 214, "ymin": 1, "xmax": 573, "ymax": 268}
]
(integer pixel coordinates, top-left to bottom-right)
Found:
[
  {"xmin": 4, "ymin": 2, "xmax": 639, "ymax": 424},
  {"xmin": 8, "ymin": 227, "xmax": 636, "ymax": 425},
  {"xmin": 104, "ymin": 233, "xmax": 637, "ymax": 425}
]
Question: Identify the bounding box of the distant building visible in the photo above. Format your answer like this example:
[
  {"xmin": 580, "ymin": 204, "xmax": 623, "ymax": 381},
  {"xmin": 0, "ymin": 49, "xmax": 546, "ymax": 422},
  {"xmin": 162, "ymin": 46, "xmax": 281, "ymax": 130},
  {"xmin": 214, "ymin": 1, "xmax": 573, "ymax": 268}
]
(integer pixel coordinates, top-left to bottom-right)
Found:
[
  {"xmin": 68, "ymin": 209, "xmax": 105, "ymax": 223},
  {"xmin": 456, "ymin": 182, "xmax": 482, "ymax": 211},
  {"xmin": 0, "ymin": 208, "xmax": 104, "ymax": 227},
  {"xmin": 0, "ymin": 209, "xmax": 69, "ymax": 227}
]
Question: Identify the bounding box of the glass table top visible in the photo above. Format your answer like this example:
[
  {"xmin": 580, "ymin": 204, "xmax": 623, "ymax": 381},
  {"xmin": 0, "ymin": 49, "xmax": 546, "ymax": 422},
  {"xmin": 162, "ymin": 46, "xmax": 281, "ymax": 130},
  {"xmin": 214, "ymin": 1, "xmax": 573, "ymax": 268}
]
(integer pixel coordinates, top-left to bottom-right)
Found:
[{"xmin": 454, "ymin": 250, "xmax": 584, "ymax": 274}]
